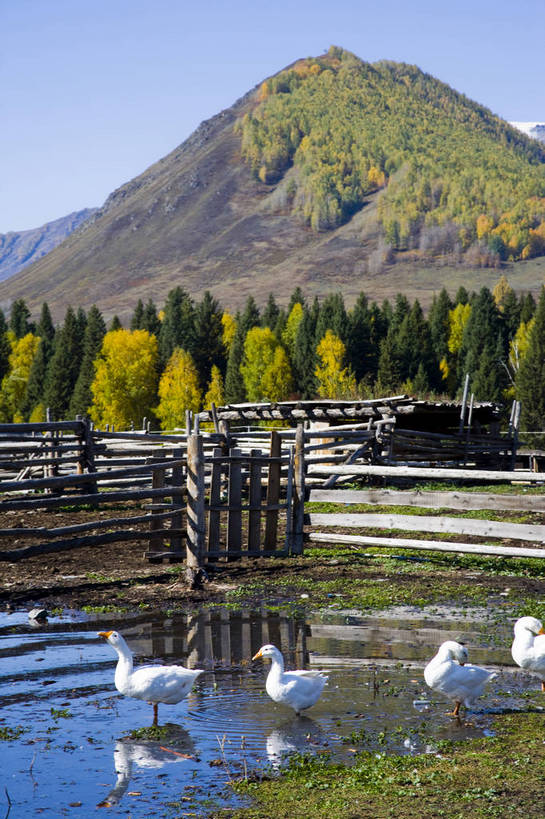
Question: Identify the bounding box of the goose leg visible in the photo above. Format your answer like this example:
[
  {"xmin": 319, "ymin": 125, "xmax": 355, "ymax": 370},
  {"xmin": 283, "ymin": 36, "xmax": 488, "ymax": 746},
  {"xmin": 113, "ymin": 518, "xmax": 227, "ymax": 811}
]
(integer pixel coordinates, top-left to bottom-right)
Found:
[
  {"xmin": 541, "ymin": 681, "xmax": 545, "ymax": 693},
  {"xmin": 446, "ymin": 701, "xmax": 461, "ymax": 717},
  {"xmin": 152, "ymin": 703, "xmax": 158, "ymax": 726}
]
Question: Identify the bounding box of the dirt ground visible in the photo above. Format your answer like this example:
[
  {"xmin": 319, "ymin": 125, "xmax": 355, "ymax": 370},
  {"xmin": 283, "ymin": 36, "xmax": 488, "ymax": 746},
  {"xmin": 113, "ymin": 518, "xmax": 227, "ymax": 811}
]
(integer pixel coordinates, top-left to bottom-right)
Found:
[{"xmin": 3, "ymin": 505, "xmax": 545, "ymax": 613}]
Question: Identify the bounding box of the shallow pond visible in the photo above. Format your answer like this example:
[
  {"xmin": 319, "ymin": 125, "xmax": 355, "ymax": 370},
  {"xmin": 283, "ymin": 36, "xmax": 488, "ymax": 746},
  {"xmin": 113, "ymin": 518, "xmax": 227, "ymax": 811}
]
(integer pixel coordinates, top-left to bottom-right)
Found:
[{"xmin": 1, "ymin": 604, "xmax": 542, "ymax": 817}]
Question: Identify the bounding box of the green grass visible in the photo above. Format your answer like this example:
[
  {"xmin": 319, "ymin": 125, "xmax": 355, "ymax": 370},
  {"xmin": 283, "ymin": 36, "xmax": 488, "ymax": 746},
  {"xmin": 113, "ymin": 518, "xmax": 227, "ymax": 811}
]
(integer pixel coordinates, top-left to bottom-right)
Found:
[{"xmin": 222, "ymin": 713, "xmax": 545, "ymax": 818}]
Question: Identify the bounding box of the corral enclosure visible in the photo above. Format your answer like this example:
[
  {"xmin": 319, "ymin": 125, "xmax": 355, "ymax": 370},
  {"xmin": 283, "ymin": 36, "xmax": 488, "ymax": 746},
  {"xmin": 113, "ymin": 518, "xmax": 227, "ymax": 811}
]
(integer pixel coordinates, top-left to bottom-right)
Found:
[{"xmin": 1, "ymin": 394, "xmax": 544, "ymax": 570}]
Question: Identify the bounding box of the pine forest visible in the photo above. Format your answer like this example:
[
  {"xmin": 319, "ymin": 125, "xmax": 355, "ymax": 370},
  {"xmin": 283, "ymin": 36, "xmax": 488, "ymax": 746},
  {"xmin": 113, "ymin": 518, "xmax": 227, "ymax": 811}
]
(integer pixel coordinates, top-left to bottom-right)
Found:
[{"xmin": 2, "ymin": 276, "xmax": 545, "ymax": 433}]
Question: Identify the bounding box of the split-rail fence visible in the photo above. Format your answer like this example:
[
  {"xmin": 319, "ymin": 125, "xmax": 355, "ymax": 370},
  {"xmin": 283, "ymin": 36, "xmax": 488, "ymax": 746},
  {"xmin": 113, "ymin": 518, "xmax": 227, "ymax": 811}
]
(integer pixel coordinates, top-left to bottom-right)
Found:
[{"xmin": 1, "ymin": 402, "xmax": 545, "ymax": 571}]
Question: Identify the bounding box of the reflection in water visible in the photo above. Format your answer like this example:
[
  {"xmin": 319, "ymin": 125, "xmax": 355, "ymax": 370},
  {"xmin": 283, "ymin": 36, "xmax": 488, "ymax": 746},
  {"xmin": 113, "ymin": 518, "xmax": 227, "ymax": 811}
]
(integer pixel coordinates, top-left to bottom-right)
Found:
[
  {"xmin": 265, "ymin": 716, "xmax": 326, "ymax": 769},
  {"xmin": 98, "ymin": 728, "xmax": 195, "ymax": 808}
]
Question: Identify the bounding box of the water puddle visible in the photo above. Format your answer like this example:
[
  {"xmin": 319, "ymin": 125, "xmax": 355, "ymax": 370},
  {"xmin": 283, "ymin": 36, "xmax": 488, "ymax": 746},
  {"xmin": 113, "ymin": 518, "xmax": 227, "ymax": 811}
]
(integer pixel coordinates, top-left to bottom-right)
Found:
[{"xmin": 0, "ymin": 605, "xmax": 542, "ymax": 816}]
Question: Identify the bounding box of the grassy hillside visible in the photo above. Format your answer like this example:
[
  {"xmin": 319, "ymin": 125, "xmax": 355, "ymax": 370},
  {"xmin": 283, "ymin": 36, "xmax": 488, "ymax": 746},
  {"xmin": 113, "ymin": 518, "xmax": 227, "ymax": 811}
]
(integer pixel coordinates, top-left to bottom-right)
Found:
[{"xmin": 2, "ymin": 48, "xmax": 545, "ymax": 322}]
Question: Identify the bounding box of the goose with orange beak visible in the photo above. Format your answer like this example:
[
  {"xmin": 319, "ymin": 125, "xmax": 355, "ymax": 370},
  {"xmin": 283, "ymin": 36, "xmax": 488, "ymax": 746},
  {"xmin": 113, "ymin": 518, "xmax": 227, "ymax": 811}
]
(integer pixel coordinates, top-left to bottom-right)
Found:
[
  {"xmin": 99, "ymin": 630, "xmax": 203, "ymax": 726},
  {"xmin": 512, "ymin": 616, "xmax": 545, "ymax": 691},
  {"xmin": 252, "ymin": 644, "xmax": 327, "ymax": 715}
]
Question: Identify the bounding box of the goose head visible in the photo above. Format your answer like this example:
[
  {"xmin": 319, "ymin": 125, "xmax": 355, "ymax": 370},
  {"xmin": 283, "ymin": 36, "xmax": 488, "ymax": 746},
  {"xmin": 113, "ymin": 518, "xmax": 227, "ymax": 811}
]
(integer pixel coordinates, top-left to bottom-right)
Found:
[
  {"xmin": 513, "ymin": 616, "xmax": 545, "ymax": 638},
  {"xmin": 252, "ymin": 644, "xmax": 282, "ymax": 662},
  {"xmin": 438, "ymin": 640, "xmax": 468, "ymax": 665}
]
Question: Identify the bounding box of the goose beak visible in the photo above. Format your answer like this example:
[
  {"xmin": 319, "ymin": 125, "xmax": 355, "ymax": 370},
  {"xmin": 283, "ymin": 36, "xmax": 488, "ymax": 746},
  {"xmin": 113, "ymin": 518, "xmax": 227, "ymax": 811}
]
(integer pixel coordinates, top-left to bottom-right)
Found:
[
  {"xmin": 539, "ymin": 628, "xmax": 545, "ymax": 635},
  {"xmin": 98, "ymin": 631, "xmax": 113, "ymax": 639},
  {"xmin": 252, "ymin": 649, "xmax": 263, "ymax": 660},
  {"xmin": 459, "ymin": 661, "xmax": 465, "ymax": 666}
]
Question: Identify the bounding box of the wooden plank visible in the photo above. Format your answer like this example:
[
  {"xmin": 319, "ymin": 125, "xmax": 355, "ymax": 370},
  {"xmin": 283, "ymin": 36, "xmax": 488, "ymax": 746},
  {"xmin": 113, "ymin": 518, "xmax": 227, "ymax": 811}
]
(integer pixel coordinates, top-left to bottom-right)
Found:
[
  {"xmin": 169, "ymin": 447, "xmax": 184, "ymax": 558},
  {"xmin": 227, "ymin": 447, "xmax": 242, "ymax": 558},
  {"xmin": 308, "ymin": 488, "xmax": 545, "ymax": 512},
  {"xmin": 186, "ymin": 434, "xmax": 206, "ymax": 573},
  {"xmin": 207, "ymin": 447, "xmax": 223, "ymax": 557},
  {"xmin": 0, "ymin": 421, "xmax": 84, "ymax": 434},
  {"xmin": 308, "ymin": 512, "xmax": 545, "ymax": 543},
  {"xmin": 147, "ymin": 461, "xmax": 166, "ymax": 558},
  {"xmin": 0, "ymin": 486, "xmax": 183, "ymax": 512},
  {"xmin": 0, "ymin": 529, "xmax": 183, "ymax": 562},
  {"xmin": 0, "ymin": 509, "xmax": 175, "ymax": 539},
  {"xmin": 0, "ymin": 458, "xmax": 183, "ymax": 492},
  {"xmin": 308, "ymin": 531, "xmax": 545, "ymax": 560},
  {"xmin": 307, "ymin": 464, "xmax": 545, "ymax": 482},
  {"xmin": 284, "ymin": 445, "xmax": 294, "ymax": 553},
  {"xmin": 248, "ymin": 449, "xmax": 262, "ymax": 554},
  {"xmin": 292, "ymin": 424, "xmax": 305, "ymax": 555},
  {"xmin": 264, "ymin": 431, "xmax": 281, "ymax": 552}
]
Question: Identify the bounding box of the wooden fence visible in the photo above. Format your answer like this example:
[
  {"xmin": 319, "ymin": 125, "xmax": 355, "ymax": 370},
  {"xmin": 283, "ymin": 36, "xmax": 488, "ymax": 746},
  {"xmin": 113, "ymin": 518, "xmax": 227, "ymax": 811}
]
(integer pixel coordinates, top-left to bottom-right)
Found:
[
  {"xmin": 0, "ymin": 421, "xmax": 301, "ymax": 574},
  {"xmin": 2, "ymin": 413, "xmax": 545, "ymax": 568}
]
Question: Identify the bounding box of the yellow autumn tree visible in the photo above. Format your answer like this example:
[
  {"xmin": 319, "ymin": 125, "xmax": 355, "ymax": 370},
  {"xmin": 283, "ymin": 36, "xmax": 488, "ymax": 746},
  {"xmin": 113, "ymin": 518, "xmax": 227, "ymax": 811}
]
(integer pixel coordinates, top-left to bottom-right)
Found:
[
  {"xmin": 315, "ymin": 330, "xmax": 356, "ymax": 398},
  {"xmin": 281, "ymin": 302, "xmax": 304, "ymax": 362},
  {"xmin": 260, "ymin": 346, "xmax": 294, "ymax": 401},
  {"xmin": 447, "ymin": 303, "xmax": 472, "ymax": 354},
  {"xmin": 0, "ymin": 331, "xmax": 41, "ymax": 421},
  {"xmin": 204, "ymin": 364, "xmax": 225, "ymax": 410},
  {"xmin": 492, "ymin": 275, "xmax": 514, "ymax": 312},
  {"xmin": 240, "ymin": 326, "xmax": 293, "ymax": 401},
  {"xmin": 155, "ymin": 348, "xmax": 202, "ymax": 431},
  {"xmin": 90, "ymin": 329, "xmax": 158, "ymax": 429},
  {"xmin": 221, "ymin": 311, "xmax": 237, "ymax": 354}
]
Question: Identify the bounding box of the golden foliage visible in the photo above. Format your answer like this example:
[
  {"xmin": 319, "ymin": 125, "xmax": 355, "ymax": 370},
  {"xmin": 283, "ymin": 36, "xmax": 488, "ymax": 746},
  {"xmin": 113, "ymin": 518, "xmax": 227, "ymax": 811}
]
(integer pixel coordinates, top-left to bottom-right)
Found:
[
  {"xmin": 155, "ymin": 348, "xmax": 202, "ymax": 431},
  {"xmin": 90, "ymin": 329, "xmax": 158, "ymax": 429}
]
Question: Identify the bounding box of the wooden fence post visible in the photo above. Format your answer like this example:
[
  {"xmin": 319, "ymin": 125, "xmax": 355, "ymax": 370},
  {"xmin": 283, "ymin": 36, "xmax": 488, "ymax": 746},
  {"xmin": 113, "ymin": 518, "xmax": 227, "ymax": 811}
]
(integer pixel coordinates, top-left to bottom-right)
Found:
[
  {"xmin": 147, "ymin": 458, "xmax": 166, "ymax": 562},
  {"xmin": 207, "ymin": 447, "xmax": 222, "ymax": 556},
  {"xmin": 227, "ymin": 447, "xmax": 242, "ymax": 559},
  {"xmin": 248, "ymin": 449, "xmax": 262, "ymax": 554},
  {"xmin": 264, "ymin": 430, "xmax": 281, "ymax": 552},
  {"xmin": 170, "ymin": 447, "xmax": 184, "ymax": 560},
  {"xmin": 292, "ymin": 423, "xmax": 305, "ymax": 555},
  {"xmin": 186, "ymin": 432, "xmax": 206, "ymax": 585}
]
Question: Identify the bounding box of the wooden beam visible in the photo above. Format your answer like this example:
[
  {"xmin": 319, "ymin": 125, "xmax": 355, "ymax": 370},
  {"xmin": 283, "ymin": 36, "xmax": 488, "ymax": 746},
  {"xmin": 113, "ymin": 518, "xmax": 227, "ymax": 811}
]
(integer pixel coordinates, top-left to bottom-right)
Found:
[
  {"xmin": 308, "ymin": 488, "xmax": 545, "ymax": 512},
  {"xmin": 308, "ymin": 532, "xmax": 545, "ymax": 559},
  {"xmin": 307, "ymin": 464, "xmax": 545, "ymax": 482}
]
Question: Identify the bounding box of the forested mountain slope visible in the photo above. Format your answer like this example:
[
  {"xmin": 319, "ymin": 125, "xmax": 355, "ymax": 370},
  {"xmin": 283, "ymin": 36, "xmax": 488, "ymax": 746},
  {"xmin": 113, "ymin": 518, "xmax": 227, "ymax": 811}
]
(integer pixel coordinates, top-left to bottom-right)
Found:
[{"xmin": 3, "ymin": 48, "xmax": 545, "ymax": 322}]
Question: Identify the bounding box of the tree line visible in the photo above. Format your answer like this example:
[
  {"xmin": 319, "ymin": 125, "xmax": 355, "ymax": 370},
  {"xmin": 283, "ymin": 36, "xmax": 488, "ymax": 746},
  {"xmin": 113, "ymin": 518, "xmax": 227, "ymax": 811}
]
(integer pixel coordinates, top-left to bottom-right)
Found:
[{"xmin": 1, "ymin": 275, "xmax": 545, "ymax": 431}]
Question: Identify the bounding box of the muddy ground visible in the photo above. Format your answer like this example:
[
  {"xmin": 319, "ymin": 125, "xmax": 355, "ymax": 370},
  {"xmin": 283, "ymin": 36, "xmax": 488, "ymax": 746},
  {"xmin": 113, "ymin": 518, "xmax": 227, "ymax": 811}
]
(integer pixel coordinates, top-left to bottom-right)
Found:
[{"xmin": 3, "ymin": 504, "xmax": 545, "ymax": 613}]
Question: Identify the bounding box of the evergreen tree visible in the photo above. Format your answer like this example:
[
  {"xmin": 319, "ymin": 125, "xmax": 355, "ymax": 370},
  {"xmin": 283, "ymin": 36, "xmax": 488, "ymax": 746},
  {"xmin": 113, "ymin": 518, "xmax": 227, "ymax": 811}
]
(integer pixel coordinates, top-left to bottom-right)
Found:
[
  {"xmin": 346, "ymin": 293, "xmax": 373, "ymax": 382},
  {"xmin": 375, "ymin": 332, "xmax": 402, "ymax": 394},
  {"xmin": 109, "ymin": 315, "xmax": 122, "ymax": 331},
  {"xmin": 287, "ymin": 286, "xmax": 305, "ymax": 313},
  {"xmin": 0, "ymin": 309, "xmax": 11, "ymax": 383},
  {"xmin": 454, "ymin": 286, "xmax": 470, "ymax": 305},
  {"xmin": 389, "ymin": 293, "xmax": 411, "ymax": 334},
  {"xmin": 459, "ymin": 287, "xmax": 505, "ymax": 391},
  {"xmin": 517, "ymin": 287, "xmax": 545, "ymax": 430},
  {"xmin": 262, "ymin": 294, "xmax": 280, "ymax": 330},
  {"xmin": 9, "ymin": 299, "xmax": 32, "ymax": 338},
  {"xmin": 130, "ymin": 299, "xmax": 145, "ymax": 330},
  {"xmin": 43, "ymin": 307, "xmax": 82, "ymax": 419},
  {"xmin": 273, "ymin": 308, "xmax": 287, "ymax": 341},
  {"xmin": 240, "ymin": 296, "xmax": 260, "ymax": 335},
  {"xmin": 428, "ymin": 288, "xmax": 452, "ymax": 362},
  {"xmin": 69, "ymin": 305, "xmax": 107, "ymax": 417},
  {"xmin": 380, "ymin": 299, "xmax": 393, "ymax": 327},
  {"xmin": 158, "ymin": 287, "xmax": 196, "ymax": 366},
  {"xmin": 192, "ymin": 291, "xmax": 226, "ymax": 389},
  {"xmin": 501, "ymin": 287, "xmax": 522, "ymax": 340},
  {"xmin": 395, "ymin": 300, "xmax": 435, "ymax": 386},
  {"xmin": 472, "ymin": 333, "xmax": 508, "ymax": 402},
  {"xmin": 520, "ymin": 292, "xmax": 536, "ymax": 324},
  {"xmin": 75, "ymin": 307, "xmax": 87, "ymax": 344},
  {"xmin": 293, "ymin": 304, "xmax": 318, "ymax": 398},
  {"xmin": 142, "ymin": 299, "xmax": 161, "ymax": 336},
  {"xmin": 315, "ymin": 292, "xmax": 347, "ymax": 344}
]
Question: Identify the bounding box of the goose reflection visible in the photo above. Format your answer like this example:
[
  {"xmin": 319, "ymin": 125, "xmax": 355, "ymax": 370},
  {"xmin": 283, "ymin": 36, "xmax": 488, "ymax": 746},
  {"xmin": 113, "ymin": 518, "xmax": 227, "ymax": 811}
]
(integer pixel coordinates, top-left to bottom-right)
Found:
[
  {"xmin": 265, "ymin": 716, "xmax": 326, "ymax": 769},
  {"xmin": 98, "ymin": 728, "xmax": 196, "ymax": 807}
]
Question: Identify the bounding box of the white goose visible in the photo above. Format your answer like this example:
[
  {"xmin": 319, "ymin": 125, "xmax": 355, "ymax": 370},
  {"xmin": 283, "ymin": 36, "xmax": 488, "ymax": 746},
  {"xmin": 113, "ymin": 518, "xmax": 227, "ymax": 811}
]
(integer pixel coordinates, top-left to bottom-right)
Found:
[
  {"xmin": 252, "ymin": 644, "xmax": 327, "ymax": 715},
  {"xmin": 511, "ymin": 616, "xmax": 545, "ymax": 690},
  {"xmin": 99, "ymin": 630, "xmax": 203, "ymax": 725},
  {"xmin": 424, "ymin": 640, "xmax": 495, "ymax": 717}
]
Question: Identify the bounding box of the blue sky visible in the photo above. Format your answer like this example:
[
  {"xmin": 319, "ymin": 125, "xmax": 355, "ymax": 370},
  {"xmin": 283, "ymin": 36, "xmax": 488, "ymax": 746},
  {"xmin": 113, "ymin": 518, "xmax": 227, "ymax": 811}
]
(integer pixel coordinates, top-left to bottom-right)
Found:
[{"xmin": 2, "ymin": 0, "xmax": 544, "ymax": 233}]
